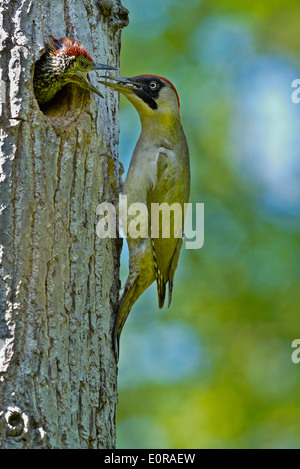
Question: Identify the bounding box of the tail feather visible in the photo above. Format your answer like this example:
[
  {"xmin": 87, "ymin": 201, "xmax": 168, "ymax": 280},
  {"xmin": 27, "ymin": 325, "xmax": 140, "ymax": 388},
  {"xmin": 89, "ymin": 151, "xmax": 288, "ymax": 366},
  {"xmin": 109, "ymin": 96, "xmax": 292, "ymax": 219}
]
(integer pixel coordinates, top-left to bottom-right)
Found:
[
  {"xmin": 113, "ymin": 272, "xmax": 155, "ymax": 361},
  {"xmin": 168, "ymin": 280, "xmax": 174, "ymax": 308},
  {"xmin": 113, "ymin": 279, "xmax": 138, "ymax": 361},
  {"xmin": 157, "ymin": 273, "xmax": 166, "ymax": 309}
]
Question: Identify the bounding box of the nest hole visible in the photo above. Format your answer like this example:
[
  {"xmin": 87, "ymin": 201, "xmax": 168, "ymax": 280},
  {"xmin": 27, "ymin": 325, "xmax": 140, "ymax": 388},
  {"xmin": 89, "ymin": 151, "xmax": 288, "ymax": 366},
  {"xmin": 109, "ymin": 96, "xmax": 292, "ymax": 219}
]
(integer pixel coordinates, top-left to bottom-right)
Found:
[
  {"xmin": 8, "ymin": 411, "xmax": 23, "ymax": 428},
  {"xmin": 37, "ymin": 83, "xmax": 91, "ymax": 121}
]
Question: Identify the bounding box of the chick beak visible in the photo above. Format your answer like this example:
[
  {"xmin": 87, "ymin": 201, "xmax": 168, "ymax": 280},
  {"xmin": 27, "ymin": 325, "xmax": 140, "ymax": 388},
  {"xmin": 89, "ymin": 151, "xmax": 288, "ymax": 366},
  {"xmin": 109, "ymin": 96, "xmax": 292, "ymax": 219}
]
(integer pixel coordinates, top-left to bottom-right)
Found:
[
  {"xmin": 71, "ymin": 75, "xmax": 105, "ymax": 98},
  {"xmin": 81, "ymin": 65, "xmax": 117, "ymax": 98}
]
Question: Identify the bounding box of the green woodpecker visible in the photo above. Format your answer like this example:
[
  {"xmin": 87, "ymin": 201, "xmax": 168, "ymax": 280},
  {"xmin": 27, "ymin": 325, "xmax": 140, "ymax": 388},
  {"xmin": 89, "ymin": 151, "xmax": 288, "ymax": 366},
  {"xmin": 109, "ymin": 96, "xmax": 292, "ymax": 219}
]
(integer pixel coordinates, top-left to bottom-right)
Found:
[{"xmin": 98, "ymin": 75, "xmax": 190, "ymax": 360}]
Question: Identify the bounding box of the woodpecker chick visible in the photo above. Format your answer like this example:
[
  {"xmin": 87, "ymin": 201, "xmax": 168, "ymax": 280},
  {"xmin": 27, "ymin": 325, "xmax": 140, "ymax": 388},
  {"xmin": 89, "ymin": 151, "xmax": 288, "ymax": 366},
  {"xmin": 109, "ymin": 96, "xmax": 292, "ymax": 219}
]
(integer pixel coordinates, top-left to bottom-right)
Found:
[
  {"xmin": 98, "ymin": 74, "xmax": 190, "ymax": 360},
  {"xmin": 33, "ymin": 38, "xmax": 116, "ymax": 105}
]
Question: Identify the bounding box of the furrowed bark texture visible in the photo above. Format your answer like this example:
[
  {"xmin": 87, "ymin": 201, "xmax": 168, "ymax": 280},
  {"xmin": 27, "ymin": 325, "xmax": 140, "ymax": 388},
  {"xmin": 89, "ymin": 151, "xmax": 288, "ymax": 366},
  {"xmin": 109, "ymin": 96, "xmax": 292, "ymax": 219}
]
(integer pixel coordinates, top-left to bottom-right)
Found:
[{"xmin": 0, "ymin": 0, "xmax": 128, "ymax": 449}]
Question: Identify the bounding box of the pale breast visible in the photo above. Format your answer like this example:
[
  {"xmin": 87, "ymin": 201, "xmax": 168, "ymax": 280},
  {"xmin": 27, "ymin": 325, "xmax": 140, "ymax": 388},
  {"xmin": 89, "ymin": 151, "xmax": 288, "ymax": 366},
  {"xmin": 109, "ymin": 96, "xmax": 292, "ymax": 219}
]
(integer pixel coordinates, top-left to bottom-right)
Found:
[{"xmin": 124, "ymin": 142, "xmax": 160, "ymax": 207}]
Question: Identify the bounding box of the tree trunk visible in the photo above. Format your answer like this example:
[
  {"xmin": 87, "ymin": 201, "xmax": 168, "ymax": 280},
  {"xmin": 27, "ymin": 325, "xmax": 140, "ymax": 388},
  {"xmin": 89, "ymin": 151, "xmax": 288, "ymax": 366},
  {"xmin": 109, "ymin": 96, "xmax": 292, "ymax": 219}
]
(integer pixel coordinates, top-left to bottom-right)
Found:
[{"xmin": 0, "ymin": 0, "xmax": 128, "ymax": 449}]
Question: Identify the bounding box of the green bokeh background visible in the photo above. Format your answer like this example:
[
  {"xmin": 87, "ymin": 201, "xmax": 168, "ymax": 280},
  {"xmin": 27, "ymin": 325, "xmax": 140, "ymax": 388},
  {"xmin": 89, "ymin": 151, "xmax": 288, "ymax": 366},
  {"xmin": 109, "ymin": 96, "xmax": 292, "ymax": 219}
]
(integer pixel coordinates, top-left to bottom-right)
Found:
[{"xmin": 114, "ymin": 0, "xmax": 300, "ymax": 449}]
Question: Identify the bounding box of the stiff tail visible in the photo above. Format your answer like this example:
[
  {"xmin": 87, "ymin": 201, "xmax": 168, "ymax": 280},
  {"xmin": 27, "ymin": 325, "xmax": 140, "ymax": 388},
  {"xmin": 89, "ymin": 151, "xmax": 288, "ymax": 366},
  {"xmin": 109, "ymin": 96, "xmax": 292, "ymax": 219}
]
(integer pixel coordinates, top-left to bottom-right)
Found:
[
  {"xmin": 168, "ymin": 280, "xmax": 174, "ymax": 308},
  {"xmin": 113, "ymin": 279, "xmax": 138, "ymax": 361},
  {"xmin": 157, "ymin": 279, "xmax": 173, "ymax": 309},
  {"xmin": 113, "ymin": 273, "xmax": 155, "ymax": 361},
  {"xmin": 157, "ymin": 274, "xmax": 166, "ymax": 309}
]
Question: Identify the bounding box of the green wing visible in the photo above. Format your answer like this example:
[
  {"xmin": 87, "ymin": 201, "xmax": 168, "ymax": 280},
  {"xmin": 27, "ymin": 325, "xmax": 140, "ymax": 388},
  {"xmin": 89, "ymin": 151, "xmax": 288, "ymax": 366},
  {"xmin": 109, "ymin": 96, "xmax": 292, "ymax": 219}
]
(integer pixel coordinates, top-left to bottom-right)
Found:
[{"xmin": 147, "ymin": 151, "xmax": 189, "ymax": 308}]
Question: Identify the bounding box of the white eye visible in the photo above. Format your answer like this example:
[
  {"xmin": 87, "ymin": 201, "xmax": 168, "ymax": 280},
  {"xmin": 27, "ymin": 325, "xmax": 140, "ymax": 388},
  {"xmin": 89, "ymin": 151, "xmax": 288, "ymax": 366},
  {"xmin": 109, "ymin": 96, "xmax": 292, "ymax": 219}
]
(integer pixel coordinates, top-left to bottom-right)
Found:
[{"xmin": 149, "ymin": 81, "xmax": 158, "ymax": 90}]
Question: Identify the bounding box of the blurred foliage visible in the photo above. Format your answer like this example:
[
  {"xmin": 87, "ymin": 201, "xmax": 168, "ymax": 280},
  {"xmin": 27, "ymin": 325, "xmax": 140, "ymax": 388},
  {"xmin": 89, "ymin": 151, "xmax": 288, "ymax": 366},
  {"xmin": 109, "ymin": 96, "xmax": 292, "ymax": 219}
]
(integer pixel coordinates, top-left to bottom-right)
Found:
[{"xmin": 115, "ymin": 0, "xmax": 300, "ymax": 449}]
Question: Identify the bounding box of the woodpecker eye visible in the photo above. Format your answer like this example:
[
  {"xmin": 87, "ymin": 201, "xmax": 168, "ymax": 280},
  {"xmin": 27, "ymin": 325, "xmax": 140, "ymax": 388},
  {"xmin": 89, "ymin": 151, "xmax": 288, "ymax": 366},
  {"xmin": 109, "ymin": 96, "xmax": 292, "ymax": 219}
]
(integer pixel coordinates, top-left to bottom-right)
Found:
[
  {"xmin": 149, "ymin": 81, "xmax": 158, "ymax": 90},
  {"xmin": 77, "ymin": 57, "xmax": 89, "ymax": 69}
]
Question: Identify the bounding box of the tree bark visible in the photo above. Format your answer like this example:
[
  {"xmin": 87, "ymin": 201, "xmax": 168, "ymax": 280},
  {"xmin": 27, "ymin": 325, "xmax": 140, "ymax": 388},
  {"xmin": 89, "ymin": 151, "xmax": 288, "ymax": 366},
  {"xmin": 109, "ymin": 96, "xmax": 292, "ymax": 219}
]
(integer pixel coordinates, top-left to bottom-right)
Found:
[{"xmin": 0, "ymin": 0, "xmax": 128, "ymax": 449}]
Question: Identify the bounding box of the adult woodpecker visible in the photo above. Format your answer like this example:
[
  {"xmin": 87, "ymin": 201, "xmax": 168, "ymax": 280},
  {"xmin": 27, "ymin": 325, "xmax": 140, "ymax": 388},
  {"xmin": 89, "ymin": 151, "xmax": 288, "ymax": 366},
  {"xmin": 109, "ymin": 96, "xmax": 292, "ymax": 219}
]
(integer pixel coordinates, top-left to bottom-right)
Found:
[
  {"xmin": 33, "ymin": 38, "xmax": 116, "ymax": 105},
  {"xmin": 98, "ymin": 74, "xmax": 190, "ymax": 360}
]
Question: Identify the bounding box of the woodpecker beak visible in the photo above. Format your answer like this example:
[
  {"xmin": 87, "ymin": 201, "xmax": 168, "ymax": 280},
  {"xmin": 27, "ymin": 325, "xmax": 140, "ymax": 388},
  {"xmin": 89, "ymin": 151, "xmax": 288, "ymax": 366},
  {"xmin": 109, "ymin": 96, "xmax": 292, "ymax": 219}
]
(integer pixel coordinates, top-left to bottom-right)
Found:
[
  {"xmin": 73, "ymin": 65, "xmax": 117, "ymax": 99},
  {"xmin": 77, "ymin": 65, "xmax": 117, "ymax": 98},
  {"xmin": 97, "ymin": 75, "xmax": 142, "ymax": 93},
  {"xmin": 71, "ymin": 75, "xmax": 105, "ymax": 98},
  {"xmin": 92, "ymin": 63, "xmax": 118, "ymax": 71}
]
